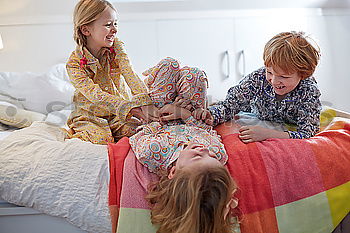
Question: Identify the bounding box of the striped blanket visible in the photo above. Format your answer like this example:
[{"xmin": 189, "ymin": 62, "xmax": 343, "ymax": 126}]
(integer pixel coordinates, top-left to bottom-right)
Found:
[{"xmin": 108, "ymin": 117, "xmax": 350, "ymax": 233}]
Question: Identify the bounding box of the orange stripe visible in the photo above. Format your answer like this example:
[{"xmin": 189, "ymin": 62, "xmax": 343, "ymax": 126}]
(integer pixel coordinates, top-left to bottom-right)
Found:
[{"xmin": 108, "ymin": 137, "xmax": 131, "ymax": 233}]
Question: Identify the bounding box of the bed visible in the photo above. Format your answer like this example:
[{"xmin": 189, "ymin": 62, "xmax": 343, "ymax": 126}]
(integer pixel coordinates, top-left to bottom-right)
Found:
[
  {"xmin": 107, "ymin": 116, "xmax": 350, "ymax": 233},
  {"xmin": 0, "ymin": 65, "xmax": 349, "ymax": 233},
  {"xmin": 0, "ymin": 65, "xmax": 94, "ymax": 233},
  {"xmin": 0, "ymin": 198, "xmax": 86, "ymax": 233}
]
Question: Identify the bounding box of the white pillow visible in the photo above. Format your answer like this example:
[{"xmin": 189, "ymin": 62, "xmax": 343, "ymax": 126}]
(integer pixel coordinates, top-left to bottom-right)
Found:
[
  {"xmin": 0, "ymin": 64, "xmax": 74, "ymax": 114},
  {"xmin": 0, "ymin": 101, "xmax": 46, "ymax": 128}
]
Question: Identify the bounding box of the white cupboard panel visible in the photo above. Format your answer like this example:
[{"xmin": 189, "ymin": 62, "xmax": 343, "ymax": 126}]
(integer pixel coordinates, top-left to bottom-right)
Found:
[
  {"xmin": 305, "ymin": 16, "xmax": 335, "ymax": 109},
  {"xmin": 234, "ymin": 14, "xmax": 309, "ymax": 77},
  {"xmin": 117, "ymin": 20, "xmax": 159, "ymax": 78},
  {"xmin": 157, "ymin": 18, "xmax": 235, "ymax": 102}
]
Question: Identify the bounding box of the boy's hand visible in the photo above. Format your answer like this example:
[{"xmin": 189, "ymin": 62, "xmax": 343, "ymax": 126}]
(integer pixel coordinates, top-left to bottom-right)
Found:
[
  {"xmin": 238, "ymin": 125, "xmax": 270, "ymax": 143},
  {"xmin": 239, "ymin": 125, "xmax": 290, "ymax": 143},
  {"xmin": 159, "ymin": 104, "xmax": 191, "ymax": 123},
  {"xmin": 173, "ymin": 96, "xmax": 193, "ymax": 111},
  {"xmin": 193, "ymin": 108, "xmax": 214, "ymax": 125}
]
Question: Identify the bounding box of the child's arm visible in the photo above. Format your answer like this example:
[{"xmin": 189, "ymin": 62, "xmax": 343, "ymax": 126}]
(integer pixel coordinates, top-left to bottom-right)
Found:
[
  {"xmin": 173, "ymin": 96, "xmax": 193, "ymax": 111},
  {"xmin": 238, "ymin": 83, "xmax": 322, "ymax": 142},
  {"xmin": 66, "ymin": 53, "xmax": 146, "ymax": 121},
  {"xmin": 208, "ymin": 68, "xmax": 263, "ymax": 126},
  {"xmin": 159, "ymin": 104, "xmax": 212, "ymax": 131},
  {"xmin": 288, "ymin": 84, "xmax": 322, "ymax": 139},
  {"xmin": 193, "ymin": 108, "xmax": 214, "ymax": 125},
  {"xmin": 238, "ymin": 125, "xmax": 290, "ymax": 143}
]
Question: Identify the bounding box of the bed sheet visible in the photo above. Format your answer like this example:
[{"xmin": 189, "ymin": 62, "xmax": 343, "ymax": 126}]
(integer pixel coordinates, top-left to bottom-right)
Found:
[
  {"xmin": 0, "ymin": 123, "xmax": 17, "ymax": 141},
  {"xmin": 0, "ymin": 131, "xmax": 14, "ymax": 141},
  {"xmin": 0, "ymin": 122, "xmax": 111, "ymax": 233},
  {"xmin": 108, "ymin": 117, "xmax": 350, "ymax": 233}
]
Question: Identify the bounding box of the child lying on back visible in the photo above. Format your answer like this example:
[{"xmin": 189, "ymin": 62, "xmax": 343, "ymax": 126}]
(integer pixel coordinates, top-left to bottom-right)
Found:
[{"xmin": 130, "ymin": 57, "xmax": 239, "ymax": 233}]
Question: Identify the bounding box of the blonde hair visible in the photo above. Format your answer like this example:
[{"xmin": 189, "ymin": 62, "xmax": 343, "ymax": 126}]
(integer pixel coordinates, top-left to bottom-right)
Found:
[
  {"xmin": 263, "ymin": 31, "xmax": 320, "ymax": 79},
  {"xmin": 146, "ymin": 166, "xmax": 238, "ymax": 233},
  {"xmin": 73, "ymin": 0, "xmax": 116, "ymax": 47}
]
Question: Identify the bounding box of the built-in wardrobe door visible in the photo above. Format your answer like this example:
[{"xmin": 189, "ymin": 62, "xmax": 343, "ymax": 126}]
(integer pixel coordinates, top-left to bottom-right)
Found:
[
  {"xmin": 157, "ymin": 18, "xmax": 236, "ymax": 103},
  {"xmin": 118, "ymin": 20, "xmax": 159, "ymax": 79}
]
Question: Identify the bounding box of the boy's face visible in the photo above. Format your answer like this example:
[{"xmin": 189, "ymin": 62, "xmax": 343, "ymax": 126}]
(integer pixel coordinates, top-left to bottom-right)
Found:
[{"xmin": 266, "ymin": 66, "xmax": 302, "ymax": 97}]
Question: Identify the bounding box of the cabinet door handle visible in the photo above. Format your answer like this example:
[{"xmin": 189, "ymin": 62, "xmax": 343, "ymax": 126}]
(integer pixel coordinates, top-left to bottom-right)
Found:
[
  {"xmin": 223, "ymin": 50, "xmax": 230, "ymax": 80},
  {"xmin": 237, "ymin": 50, "xmax": 246, "ymax": 79}
]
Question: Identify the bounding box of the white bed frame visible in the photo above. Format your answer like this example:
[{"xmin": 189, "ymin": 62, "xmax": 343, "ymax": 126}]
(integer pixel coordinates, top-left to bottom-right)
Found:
[{"xmin": 0, "ymin": 199, "xmax": 87, "ymax": 233}]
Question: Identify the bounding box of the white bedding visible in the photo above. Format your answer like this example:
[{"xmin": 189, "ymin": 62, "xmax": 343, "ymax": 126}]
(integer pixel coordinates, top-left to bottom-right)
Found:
[
  {"xmin": 0, "ymin": 131, "xmax": 13, "ymax": 141},
  {"xmin": 0, "ymin": 122, "xmax": 111, "ymax": 233},
  {"xmin": 0, "ymin": 64, "xmax": 74, "ymax": 114},
  {"xmin": 0, "ymin": 123, "xmax": 16, "ymax": 140}
]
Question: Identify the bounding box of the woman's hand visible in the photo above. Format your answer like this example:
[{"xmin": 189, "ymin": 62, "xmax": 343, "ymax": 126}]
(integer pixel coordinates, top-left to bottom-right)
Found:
[
  {"xmin": 238, "ymin": 125, "xmax": 289, "ymax": 143},
  {"xmin": 192, "ymin": 108, "xmax": 214, "ymax": 125},
  {"xmin": 158, "ymin": 104, "xmax": 191, "ymax": 123}
]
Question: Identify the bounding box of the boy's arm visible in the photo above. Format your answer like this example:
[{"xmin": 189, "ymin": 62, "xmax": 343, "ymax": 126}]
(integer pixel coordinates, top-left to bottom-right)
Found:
[
  {"xmin": 242, "ymin": 84, "xmax": 322, "ymax": 141},
  {"xmin": 208, "ymin": 68, "xmax": 262, "ymax": 126},
  {"xmin": 238, "ymin": 125, "xmax": 290, "ymax": 143},
  {"xmin": 289, "ymin": 85, "xmax": 322, "ymax": 139},
  {"xmin": 208, "ymin": 86, "xmax": 237, "ymax": 126}
]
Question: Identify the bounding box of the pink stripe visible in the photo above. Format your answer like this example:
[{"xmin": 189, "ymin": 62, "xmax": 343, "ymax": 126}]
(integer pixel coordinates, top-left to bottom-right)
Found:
[
  {"xmin": 120, "ymin": 151, "xmax": 158, "ymax": 209},
  {"xmin": 258, "ymin": 138, "xmax": 324, "ymax": 206}
]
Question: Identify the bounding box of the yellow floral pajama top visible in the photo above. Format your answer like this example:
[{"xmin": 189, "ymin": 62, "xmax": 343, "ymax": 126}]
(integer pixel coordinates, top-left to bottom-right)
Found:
[{"xmin": 66, "ymin": 38, "xmax": 152, "ymax": 144}]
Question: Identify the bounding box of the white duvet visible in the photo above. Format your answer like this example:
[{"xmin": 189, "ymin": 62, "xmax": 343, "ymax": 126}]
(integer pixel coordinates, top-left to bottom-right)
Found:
[{"xmin": 0, "ymin": 122, "xmax": 111, "ymax": 233}]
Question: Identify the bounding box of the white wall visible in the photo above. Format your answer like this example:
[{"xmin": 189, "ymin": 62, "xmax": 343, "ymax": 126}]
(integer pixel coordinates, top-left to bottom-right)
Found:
[
  {"xmin": 0, "ymin": 1, "xmax": 346, "ymax": 71},
  {"xmin": 114, "ymin": 0, "xmax": 322, "ymax": 13},
  {"xmin": 0, "ymin": 0, "xmax": 326, "ymax": 20},
  {"xmin": 0, "ymin": 1, "xmax": 349, "ymax": 111},
  {"xmin": 0, "ymin": 24, "xmax": 75, "ymax": 72}
]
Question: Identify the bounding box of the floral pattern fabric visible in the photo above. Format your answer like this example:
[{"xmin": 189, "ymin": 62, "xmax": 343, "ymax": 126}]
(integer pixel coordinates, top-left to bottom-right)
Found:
[
  {"xmin": 208, "ymin": 67, "xmax": 322, "ymax": 139},
  {"xmin": 130, "ymin": 117, "xmax": 227, "ymax": 175},
  {"xmin": 143, "ymin": 57, "xmax": 208, "ymax": 109},
  {"xmin": 129, "ymin": 57, "xmax": 227, "ymax": 175}
]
